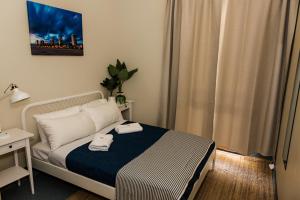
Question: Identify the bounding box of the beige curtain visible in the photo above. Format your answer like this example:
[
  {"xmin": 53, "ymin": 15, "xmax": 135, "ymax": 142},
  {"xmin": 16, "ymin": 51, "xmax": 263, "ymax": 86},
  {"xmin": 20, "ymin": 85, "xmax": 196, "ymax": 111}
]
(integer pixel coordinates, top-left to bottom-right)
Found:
[
  {"xmin": 161, "ymin": 0, "xmax": 298, "ymax": 155},
  {"xmin": 174, "ymin": 0, "xmax": 222, "ymax": 139},
  {"xmin": 159, "ymin": 0, "xmax": 182, "ymax": 128},
  {"xmin": 213, "ymin": 0, "xmax": 288, "ymax": 155}
]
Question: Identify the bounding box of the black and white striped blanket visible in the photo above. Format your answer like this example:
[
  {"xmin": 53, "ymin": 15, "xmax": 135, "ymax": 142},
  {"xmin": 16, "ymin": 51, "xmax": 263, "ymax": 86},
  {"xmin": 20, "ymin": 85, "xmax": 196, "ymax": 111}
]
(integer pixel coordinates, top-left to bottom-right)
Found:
[{"xmin": 116, "ymin": 130, "xmax": 214, "ymax": 200}]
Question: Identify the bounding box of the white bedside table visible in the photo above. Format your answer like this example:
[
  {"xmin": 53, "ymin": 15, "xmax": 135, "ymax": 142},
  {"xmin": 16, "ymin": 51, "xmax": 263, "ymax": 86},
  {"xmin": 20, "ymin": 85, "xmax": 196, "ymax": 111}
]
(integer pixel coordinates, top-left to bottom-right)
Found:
[
  {"xmin": 0, "ymin": 129, "xmax": 34, "ymax": 199},
  {"xmin": 118, "ymin": 100, "xmax": 134, "ymax": 121}
]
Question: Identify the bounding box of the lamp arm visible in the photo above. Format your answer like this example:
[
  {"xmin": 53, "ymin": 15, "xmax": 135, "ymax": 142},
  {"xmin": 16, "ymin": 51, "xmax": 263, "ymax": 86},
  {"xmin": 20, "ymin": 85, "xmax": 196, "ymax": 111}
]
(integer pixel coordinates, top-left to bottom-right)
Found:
[{"xmin": 3, "ymin": 83, "xmax": 18, "ymax": 94}]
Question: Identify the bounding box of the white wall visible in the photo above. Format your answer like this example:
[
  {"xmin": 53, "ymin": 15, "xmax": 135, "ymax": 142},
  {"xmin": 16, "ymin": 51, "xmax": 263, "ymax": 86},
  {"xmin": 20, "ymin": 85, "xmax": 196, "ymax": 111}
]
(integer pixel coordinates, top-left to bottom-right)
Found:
[
  {"xmin": 0, "ymin": 0, "xmax": 166, "ymax": 170},
  {"xmin": 112, "ymin": 0, "xmax": 166, "ymax": 124}
]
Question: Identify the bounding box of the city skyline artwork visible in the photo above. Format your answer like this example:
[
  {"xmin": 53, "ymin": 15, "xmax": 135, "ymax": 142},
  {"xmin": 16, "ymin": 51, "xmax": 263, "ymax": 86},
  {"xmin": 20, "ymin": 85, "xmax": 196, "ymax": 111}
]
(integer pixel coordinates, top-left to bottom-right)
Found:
[{"xmin": 26, "ymin": 1, "xmax": 84, "ymax": 56}]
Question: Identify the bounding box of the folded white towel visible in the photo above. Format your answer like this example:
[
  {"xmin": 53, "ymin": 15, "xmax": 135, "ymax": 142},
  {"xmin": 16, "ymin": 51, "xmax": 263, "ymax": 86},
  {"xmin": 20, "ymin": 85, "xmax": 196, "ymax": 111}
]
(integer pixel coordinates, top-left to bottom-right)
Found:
[
  {"xmin": 88, "ymin": 134, "xmax": 113, "ymax": 151},
  {"xmin": 115, "ymin": 123, "xmax": 143, "ymax": 134}
]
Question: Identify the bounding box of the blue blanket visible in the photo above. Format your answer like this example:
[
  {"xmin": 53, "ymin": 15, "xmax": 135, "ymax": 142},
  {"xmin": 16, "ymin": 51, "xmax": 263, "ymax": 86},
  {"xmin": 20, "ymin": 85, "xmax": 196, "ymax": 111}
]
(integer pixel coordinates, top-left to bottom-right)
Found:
[
  {"xmin": 66, "ymin": 122, "xmax": 215, "ymax": 199},
  {"xmin": 66, "ymin": 122, "xmax": 168, "ymax": 187}
]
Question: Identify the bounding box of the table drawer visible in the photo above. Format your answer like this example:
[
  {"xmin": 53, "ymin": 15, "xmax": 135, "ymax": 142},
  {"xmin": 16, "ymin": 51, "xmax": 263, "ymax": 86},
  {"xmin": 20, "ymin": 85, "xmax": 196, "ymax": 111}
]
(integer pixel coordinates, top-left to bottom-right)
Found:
[{"xmin": 0, "ymin": 140, "xmax": 25, "ymax": 155}]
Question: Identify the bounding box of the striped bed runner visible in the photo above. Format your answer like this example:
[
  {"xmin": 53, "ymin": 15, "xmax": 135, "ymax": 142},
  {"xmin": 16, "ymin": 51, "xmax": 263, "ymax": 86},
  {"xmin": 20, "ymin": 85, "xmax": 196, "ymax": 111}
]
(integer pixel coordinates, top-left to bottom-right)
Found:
[{"xmin": 116, "ymin": 130, "xmax": 214, "ymax": 200}]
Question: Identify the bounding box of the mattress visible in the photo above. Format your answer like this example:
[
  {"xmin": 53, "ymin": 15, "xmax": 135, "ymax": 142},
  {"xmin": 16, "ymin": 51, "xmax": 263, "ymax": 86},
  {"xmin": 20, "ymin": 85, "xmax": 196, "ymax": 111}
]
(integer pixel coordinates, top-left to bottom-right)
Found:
[{"xmin": 32, "ymin": 142, "xmax": 51, "ymax": 162}]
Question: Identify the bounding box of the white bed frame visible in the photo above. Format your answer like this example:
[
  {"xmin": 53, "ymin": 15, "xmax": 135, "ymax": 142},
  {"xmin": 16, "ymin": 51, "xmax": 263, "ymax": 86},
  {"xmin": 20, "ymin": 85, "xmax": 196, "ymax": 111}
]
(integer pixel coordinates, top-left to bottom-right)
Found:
[{"xmin": 21, "ymin": 91, "xmax": 216, "ymax": 200}]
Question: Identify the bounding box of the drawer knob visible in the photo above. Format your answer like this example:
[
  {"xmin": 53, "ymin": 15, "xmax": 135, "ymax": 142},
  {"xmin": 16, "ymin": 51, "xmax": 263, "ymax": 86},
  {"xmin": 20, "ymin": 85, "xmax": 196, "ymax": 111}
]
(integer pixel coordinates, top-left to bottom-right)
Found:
[{"xmin": 9, "ymin": 145, "xmax": 12, "ymax": 148}]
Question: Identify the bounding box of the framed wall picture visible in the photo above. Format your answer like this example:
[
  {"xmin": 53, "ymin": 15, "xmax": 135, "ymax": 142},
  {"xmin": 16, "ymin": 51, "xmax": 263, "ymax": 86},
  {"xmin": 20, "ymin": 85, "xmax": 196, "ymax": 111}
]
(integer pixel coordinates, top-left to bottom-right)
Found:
[{"xmin": 26, "ymin": 1, "xmax": 84, "ymax": 56}]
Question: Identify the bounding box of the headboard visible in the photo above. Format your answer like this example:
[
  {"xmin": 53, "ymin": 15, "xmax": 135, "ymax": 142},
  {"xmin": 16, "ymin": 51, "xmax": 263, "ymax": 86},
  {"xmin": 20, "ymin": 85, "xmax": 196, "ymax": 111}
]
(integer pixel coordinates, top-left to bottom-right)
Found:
[{"xmin": 21, "ymin": 91, "xmax": 104, "ymax": 144}]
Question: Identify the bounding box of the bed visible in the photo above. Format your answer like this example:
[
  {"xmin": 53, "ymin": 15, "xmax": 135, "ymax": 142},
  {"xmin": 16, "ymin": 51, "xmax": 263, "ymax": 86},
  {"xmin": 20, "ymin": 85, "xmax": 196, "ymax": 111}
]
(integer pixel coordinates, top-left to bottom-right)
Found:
[{"xmin": 22, "ymin": 91, "xmax": 216, "ymax": 200}]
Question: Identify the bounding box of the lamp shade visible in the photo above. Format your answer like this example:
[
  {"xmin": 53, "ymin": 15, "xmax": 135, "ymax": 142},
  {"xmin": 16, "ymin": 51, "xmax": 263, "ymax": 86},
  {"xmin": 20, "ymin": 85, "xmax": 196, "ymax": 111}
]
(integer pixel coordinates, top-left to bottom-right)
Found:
[{"xmin": 10, "ymin": 88, "xmax": 30, "ymax": 103}]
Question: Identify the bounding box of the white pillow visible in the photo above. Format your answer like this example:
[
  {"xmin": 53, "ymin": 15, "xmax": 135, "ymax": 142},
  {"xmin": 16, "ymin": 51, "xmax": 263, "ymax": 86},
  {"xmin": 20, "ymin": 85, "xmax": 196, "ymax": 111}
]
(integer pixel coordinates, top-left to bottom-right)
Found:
[
  {"xmin": 34, "ymin": 106, "xmax": 81, "ymax": 144},
  {"xmin": 82, "ymin": 101, "xmax": 123, "ymax": 132},
  {"xmin": 38, "ymin": 112, "xmax": 95, "ymax": 151},
  {"xmin": 81, "ymin": 99, "xmax": 108, "ymax": 109},
  {"xmin": 110, "ymin": 101, "xmax": 124, "ymax": 121}
]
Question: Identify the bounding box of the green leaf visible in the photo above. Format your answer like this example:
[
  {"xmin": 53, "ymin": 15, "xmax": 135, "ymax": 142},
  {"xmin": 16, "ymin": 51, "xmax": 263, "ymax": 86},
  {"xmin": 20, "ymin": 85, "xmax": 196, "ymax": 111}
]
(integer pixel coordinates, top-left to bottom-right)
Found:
[
  {"xmin": 118, "ymin": 69, "xmax": 129, "ymax": 81},
  {"xmin": 121, "ymin": 62, "xmax": 127, "ymax": 70},
  {"xmin": 108, "ymin": 64, "xmax": 118, "ymax": 77},
  {"xmin": 116, "ymin": 59, "xmax": 123, "ymax": 71},
  {"xmin": 128, "ymin": 68, "xmax": 138, "ymax": 80},
  {"xmin": 100, "ymin": 77, "xmax": 118, "ymax": 93},
  {"xmin": 102, "ymin": 59, "xmax": 138, "ymax": 94}
]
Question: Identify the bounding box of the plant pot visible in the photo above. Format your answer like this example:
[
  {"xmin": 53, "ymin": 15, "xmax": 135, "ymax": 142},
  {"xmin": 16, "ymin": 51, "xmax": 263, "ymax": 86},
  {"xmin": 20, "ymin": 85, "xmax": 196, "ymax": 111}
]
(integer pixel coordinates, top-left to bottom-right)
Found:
[
  {"xmin": 115, "ymin": 92, "xmax": 126, "ymax": 104},
  {"xmin": 108, "ymin": 96, "xmax": 116, "ymax": 103}
]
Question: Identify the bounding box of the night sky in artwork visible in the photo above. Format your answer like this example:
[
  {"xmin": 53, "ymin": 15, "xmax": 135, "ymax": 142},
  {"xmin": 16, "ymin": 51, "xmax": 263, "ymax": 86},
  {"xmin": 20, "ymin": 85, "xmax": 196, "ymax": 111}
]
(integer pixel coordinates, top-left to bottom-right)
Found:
[{"xmin": 26, "ymin": 1, "xmax": 83, "ymax": 44}]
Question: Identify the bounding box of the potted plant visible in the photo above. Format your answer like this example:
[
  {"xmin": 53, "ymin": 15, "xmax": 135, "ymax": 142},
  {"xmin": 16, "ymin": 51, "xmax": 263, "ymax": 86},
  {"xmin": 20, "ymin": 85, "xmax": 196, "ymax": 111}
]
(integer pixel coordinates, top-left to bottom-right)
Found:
[
  {"xmin": 101, "ymin": 59, "xmax": 138, "ymax": 104},
  {"xmin": 100, "ymin": 77, "xmax": 118, "ymax": 101}
]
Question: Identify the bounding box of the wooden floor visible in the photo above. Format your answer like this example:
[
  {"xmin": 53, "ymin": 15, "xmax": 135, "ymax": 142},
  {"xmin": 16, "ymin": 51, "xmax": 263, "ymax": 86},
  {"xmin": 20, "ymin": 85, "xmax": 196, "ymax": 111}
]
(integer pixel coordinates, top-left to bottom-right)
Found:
[
  {"xmin": 195, "ymin": 150, "xmax": 274, "ymax": 200},
  {"xmin": 66, "ymin": 150, "xmax": 274, "ymax": 200}
]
